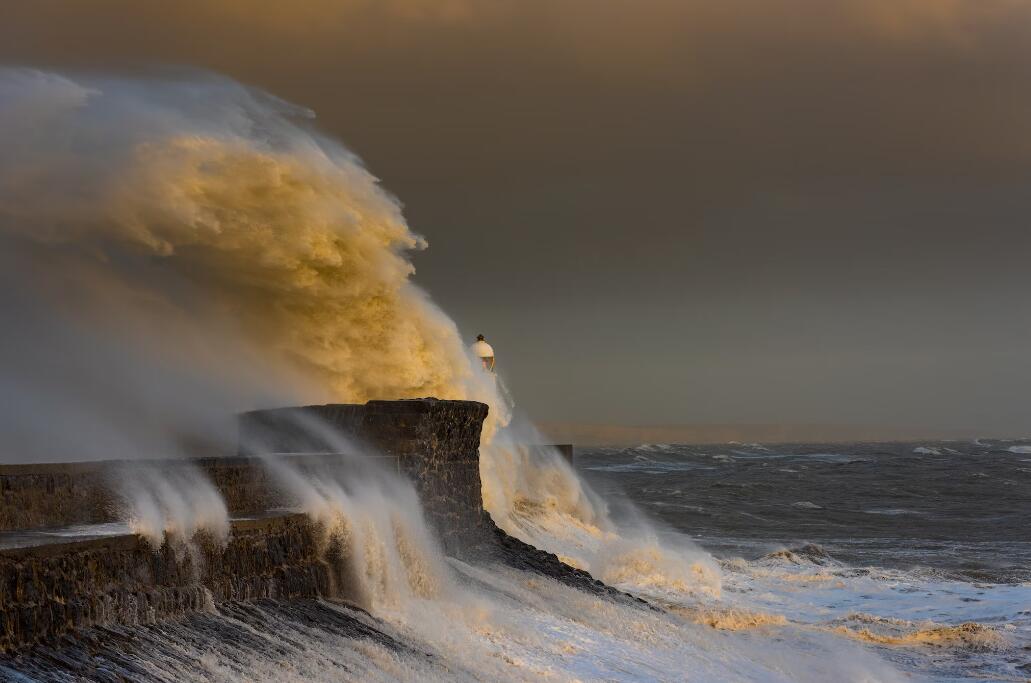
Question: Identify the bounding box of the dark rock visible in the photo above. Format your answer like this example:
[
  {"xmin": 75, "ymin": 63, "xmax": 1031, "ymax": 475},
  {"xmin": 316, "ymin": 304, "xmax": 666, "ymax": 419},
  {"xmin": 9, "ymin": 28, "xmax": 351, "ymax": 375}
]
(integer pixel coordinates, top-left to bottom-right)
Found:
[{"xmin": 0, "ymin": 514, "xmax": 328, "ymax": 653}]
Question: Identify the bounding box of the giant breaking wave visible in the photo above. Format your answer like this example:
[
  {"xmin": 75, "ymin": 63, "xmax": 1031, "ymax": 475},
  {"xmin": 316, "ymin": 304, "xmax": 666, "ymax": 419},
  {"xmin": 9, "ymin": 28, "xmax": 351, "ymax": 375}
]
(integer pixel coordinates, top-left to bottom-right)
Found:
[
  {"xmin": 0, "ymin": 69, "xmax": 918, "ymax": 682},
  {"xmin": 0, "ymin": 68, "xmax": 503, "ymax": 463}
]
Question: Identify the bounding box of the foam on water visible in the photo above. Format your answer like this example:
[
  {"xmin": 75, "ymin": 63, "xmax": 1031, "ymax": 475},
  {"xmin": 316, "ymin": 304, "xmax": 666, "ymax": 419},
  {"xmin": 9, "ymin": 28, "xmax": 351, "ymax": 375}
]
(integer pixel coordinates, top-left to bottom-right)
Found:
[
  {"xmin": 480, "ymin": 430, "xmax": 722, "ymax": 601},
  {"xmin": 572, "ymin": 442, "xmax": 1031, "ymax": 680},
  {"xmin": 715, "ymin": 546, "xmax": 1031, "ymax": 680},
  {"xmin": 236, "ymin": 419, "xmax": 908, "ymax": 681}
]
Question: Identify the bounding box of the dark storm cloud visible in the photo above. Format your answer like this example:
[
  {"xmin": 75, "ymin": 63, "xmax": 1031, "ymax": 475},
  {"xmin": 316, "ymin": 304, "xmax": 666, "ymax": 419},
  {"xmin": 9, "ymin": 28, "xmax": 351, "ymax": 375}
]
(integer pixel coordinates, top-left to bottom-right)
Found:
[{"xmin": 3, "ymin": 0, "xmax": 1030, "ymax": 435}]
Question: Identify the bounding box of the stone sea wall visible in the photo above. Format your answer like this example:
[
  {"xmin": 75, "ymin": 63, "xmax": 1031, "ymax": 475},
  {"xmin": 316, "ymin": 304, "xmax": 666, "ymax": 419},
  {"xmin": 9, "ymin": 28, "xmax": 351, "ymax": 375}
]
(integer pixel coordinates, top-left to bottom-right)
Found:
[
  {"xmin": 1, "ymin": 399, "xmax": 487, "ymax": 541},
  {"xmin": 0, "ymin": 399, "xmax": 492, "ymax": 651},
  {"xmin": 0, "ymin": 399, "xmax": 625, "ymax": 656},
  {"xmin": 0, "ymin": 514, "xmax": 328, "ymax": 653},
  {"xmin": 0, "ymin": 457, "xmax": 283, "ymax": 533}
]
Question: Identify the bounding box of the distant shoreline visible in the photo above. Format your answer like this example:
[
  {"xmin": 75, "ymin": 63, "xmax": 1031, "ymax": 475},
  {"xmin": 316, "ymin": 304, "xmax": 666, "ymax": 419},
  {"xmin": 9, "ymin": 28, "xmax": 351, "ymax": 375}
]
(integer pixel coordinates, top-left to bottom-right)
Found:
[{"xmin": 536, "ymin": 421, "xmax": 1025, "ymax": 447}]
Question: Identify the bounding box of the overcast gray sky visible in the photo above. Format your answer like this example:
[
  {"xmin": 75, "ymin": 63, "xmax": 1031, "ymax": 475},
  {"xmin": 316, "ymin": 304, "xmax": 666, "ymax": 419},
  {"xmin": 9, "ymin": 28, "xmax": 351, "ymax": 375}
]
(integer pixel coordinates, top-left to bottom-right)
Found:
[{"xmin": 3, "ymin": 0, "xmax": 1030, "ymax": 435}]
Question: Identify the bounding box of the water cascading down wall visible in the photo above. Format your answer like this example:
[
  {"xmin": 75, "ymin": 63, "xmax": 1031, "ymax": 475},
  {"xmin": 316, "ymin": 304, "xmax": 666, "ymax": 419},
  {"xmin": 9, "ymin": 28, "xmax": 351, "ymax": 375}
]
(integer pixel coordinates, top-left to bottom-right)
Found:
[{"xmin": 0, "ymin": 399, "xmax": 493, "ymax": 652}]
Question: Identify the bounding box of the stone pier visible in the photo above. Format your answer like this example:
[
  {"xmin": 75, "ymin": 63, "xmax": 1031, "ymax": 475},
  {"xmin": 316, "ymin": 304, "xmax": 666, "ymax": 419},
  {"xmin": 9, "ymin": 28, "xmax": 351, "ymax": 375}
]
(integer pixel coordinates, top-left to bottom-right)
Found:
[
  {"xmin": 0, "ymin": 399, "xmax": 493, "ymax": 651},
  {"xmin": 0, "ymin": 399, "xmax": 489, "ymax": 544},
  {"xmin": 0, "ymin": 399, "xmax": 633, "ymax": 655}
]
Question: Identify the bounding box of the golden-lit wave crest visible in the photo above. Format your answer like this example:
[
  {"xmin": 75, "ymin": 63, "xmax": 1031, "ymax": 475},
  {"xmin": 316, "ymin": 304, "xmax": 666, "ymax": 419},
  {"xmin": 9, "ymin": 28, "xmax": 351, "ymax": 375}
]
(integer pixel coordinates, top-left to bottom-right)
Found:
[{"xmin": 0, "ymin": 69, "xmax": 506, "ymax": 442}]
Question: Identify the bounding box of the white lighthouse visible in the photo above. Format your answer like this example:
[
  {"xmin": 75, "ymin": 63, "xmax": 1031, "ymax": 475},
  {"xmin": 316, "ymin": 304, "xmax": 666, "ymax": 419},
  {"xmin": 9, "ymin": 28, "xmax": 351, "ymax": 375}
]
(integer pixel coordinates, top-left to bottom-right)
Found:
[{"xmin": 470, "ymin": 334, "xmax": 495, "ymax": 372}]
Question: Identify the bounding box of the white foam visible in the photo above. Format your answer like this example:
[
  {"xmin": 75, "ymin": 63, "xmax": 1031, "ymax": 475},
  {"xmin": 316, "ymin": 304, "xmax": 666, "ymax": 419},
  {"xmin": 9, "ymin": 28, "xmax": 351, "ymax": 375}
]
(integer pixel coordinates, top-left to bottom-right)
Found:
[{"xmin": 480, "ymin": 429, "xmax": 722, "ymax": 601}]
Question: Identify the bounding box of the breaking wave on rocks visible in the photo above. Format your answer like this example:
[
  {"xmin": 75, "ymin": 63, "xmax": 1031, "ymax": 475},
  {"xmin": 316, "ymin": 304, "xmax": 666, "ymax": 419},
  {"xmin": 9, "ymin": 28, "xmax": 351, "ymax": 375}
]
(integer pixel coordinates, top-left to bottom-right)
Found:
[
  {"xmin": 480, "ymin": 432, "xmax": 722, "ymax": 602},
  {"xmin": 3, "ymin": 69, "xmax": 1022, "ymax": 682}
]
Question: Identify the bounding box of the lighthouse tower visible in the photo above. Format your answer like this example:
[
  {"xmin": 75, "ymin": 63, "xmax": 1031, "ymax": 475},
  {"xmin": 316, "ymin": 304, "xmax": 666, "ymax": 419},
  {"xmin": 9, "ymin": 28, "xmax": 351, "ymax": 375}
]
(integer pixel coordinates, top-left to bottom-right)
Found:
[{"xmin": 470, "ymin": 334, "xmax": 495, "ymax": 372}]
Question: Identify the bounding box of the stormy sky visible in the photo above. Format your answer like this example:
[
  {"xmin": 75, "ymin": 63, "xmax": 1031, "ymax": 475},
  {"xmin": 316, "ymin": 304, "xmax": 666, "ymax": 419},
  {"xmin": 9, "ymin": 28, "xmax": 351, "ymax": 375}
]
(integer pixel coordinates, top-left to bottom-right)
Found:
[{"xmin": 3, "ymin": 1, "xmax": 1030, "ymax": 435}]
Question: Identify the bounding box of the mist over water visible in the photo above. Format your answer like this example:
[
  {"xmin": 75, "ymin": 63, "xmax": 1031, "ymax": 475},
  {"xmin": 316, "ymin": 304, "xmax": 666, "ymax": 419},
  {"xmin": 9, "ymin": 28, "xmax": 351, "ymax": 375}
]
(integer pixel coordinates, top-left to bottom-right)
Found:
[{"xmin": 0, "ymin": 69, "xmax": 1015, "ymax": 681}]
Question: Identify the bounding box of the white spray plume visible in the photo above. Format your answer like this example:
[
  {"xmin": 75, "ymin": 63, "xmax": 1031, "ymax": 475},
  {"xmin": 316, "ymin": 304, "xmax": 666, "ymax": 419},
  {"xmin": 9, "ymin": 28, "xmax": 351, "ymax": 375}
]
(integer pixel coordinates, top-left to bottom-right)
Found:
[
  {"xmin": 273, "ymin": 456, "xmax": 453, "ymax": 611},
  {"xmin": 0, "ymin": 67, "xmax": 507, "ymax": 464}
]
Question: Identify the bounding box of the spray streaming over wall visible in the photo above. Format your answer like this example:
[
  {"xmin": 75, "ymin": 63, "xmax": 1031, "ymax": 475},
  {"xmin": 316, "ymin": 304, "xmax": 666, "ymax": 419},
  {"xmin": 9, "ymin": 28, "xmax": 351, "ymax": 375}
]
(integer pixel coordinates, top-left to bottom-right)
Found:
[
  {"xmin": 0, "ymin": 67, "xmax": 714, "ymax": 600},
  {"xmin": 251, "ymin": 413, "xmax": 454, "ymax": 613},
  {"xmin": 114, "ymin": 460, "xmax": 230, "ymax": 549}
]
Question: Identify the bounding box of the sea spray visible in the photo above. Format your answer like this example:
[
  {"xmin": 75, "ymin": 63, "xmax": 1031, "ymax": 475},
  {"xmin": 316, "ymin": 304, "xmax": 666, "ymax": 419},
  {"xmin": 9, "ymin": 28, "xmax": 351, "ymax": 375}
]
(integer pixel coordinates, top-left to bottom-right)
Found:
[
  {"xmin": 113, "ymin": 460, "xmax": 230, "ymax": 551},
  {"xmin": 256, "ymin": 438, "xmax": 896, "ymax": 681},
  {"xmin": 249, "ymin": 411, "xmax": 454, "ymax": 612},
  {"xmin": 480, "ymin": 429, "xmax": 722, "ymax": 600},
  {"xmin": 0, "ymin": 67, "xmax": 507, "ymax": 464},
  {"xmin": 270, "ymin": 454, "xmax": 453, "ymax": 611}
]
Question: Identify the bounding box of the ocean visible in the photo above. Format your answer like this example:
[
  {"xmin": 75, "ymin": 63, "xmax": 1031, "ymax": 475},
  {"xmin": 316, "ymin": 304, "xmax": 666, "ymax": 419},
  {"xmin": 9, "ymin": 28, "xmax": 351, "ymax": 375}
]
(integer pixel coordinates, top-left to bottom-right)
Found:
[{"xmin": 578, "ymin": 439, "xmax": 1031, "ymax": 681}]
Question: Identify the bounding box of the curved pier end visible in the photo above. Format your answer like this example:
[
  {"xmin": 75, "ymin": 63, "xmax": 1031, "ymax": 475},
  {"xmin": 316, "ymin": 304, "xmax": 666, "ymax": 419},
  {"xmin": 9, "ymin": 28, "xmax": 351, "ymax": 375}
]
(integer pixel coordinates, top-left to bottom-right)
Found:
[
  {"xmin": 240, "ymin": 398, "xmax": 492, "ymax": 551},
  {"xmin": 240, "ymin": 399, "xmax": 644, "ymax": 604}
]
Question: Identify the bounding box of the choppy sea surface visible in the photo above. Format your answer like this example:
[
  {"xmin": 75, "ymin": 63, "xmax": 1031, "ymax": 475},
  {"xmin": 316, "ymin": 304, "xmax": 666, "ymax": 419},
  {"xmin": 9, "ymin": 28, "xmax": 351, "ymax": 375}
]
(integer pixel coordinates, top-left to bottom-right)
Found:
[{"xmin": 578, "ymin": 439, "xmax": 1031, "ymax": 682}]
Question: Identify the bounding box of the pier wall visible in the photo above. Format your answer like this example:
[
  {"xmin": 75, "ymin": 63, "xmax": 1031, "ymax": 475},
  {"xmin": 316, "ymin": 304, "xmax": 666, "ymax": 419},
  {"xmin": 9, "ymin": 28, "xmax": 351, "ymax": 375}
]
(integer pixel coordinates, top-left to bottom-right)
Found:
[
  {"xmin": 0, "ymin": 399, "xmax": 489, "ymax": 546},
  {"xmin": 0, "ymin": 399, "xmax": 491, "ymax": 651},
  {"xmin": 0, "ymin": 457, "xmax": 283, "ymax": 533},
  {"xmin": 0, "ymin": 514, "xmax": 327, "ymax": 653}
]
